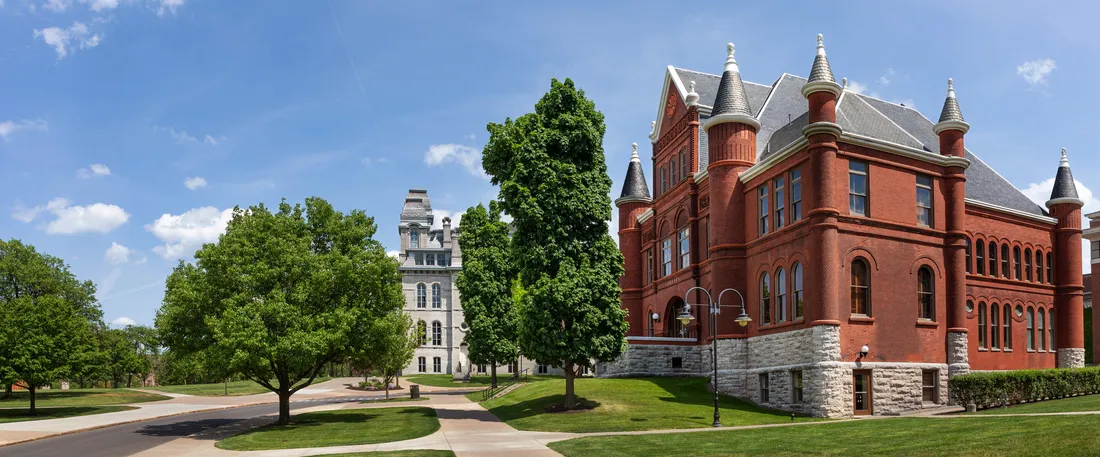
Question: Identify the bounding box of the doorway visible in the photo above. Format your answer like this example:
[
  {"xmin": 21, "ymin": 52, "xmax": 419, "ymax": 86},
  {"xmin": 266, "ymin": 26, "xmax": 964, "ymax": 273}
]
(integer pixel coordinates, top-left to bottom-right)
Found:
[{"xmin": 853, "ymin": 370, "xmax": 872, "ymax": 415}]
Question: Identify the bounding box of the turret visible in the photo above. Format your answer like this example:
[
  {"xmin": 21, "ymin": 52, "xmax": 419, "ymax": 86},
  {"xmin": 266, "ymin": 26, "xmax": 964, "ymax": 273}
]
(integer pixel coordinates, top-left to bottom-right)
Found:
[
  {"xmin": 1046, "ymin": 148, "xmax": 1086, "ymax": 367},
  {"xmin": 935, "ymin": 78, "xmax": 971, "ymax": 377},
  {"xmin": 801, "ymin": 34, "xmax": 842, "ymax": 125},
  {"xmin": 616, "ymin": 143, "xmax": 652, "ymax": 336},
  {"xmin": 933, "ymin": 78, "xmax": 970, "ymax": 157}
]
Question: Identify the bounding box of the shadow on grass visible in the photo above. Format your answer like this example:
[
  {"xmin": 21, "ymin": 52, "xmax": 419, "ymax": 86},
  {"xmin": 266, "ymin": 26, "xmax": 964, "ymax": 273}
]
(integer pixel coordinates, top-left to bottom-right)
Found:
[
  {"xmin": 646, "ymin": 377, "xmax": 808, "ymax": 418},
  {"xmin": 485, "ymin": 394, "xmax": 603, "ymax": 420}
]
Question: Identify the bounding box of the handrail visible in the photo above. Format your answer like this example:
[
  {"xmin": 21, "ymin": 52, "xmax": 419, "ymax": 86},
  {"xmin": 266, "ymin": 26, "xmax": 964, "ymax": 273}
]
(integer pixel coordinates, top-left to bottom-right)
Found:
[{"xmin": 481, "ymin": 368, "xmax": 529, "ymax": 401}]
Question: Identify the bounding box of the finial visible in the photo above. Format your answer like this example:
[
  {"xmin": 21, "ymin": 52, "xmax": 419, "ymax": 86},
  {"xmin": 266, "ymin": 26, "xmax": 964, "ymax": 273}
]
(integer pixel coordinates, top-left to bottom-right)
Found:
[
  {"xmin": 631, "ymin": 143, "xmax": 640, "ymax": 162},
  {"xmin": 724, "ymin": 42, "xmax": 739, "ymax": 73},
  {"xmin": 842, "ymin": 77, "xmax": 848, "ymax": 88},
  {"xmin": 816, "ymin": 34, "xmax": 825, "ymax": 56},
  {"xmin": 685, "ymin": 80, "xmax": 699, "ymax": 106},
  {"xmin": 650, "ymin": 120, "xmax": 656, "ymax": 135},
  {"xmin": 1060, "ymin": 147, "xmax": 1069, "ymax": 167},
  {"xmin": 947, "ymin": 78, "xmax": 955, "ymax": 98}
]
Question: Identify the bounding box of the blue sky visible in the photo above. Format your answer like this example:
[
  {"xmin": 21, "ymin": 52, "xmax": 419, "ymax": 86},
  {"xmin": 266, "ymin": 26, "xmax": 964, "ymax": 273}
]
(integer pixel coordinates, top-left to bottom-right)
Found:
[{"xmin": 1, "ymin": 0, "xmax": 1097, "ymax": 327}]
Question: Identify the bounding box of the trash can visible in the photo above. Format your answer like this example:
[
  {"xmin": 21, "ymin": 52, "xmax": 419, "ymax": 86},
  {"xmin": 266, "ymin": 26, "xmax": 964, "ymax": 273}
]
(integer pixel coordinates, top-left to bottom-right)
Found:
[{"xmin": 410, "ymin": 384, "xmax": 420, "ymax": 399}]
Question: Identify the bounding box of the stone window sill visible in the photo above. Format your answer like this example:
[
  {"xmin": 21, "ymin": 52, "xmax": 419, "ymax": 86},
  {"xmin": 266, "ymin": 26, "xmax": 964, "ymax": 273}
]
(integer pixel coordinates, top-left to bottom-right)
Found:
[
  {"xmin": 849, "ymin": 315, "xmax": 875, "ymax": 324},
  {"xmin": 1003, "ymin": 349, "xmax": 1013, "ymax": 352},
  {"xmin": 1028, "ymin": 349, "xmax": 1036, "ymax": 353},
  {"xmin": 978, "ymin": 347, "xmax": 988, "ymax": 352},
  {"xmin": 916, "ymin": 320, "xmax": 939, "ymax": 328},
  {"xmin": 990, "ymin": 348, "xmax": 1001, "ymax": 352}
]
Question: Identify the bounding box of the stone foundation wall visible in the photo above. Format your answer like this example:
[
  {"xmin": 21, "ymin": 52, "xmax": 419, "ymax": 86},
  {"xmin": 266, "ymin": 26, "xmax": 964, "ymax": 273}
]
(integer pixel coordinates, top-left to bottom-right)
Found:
[
  {"xmin": 597, "ymin": 343, "xmax": 706, "ymax": 377},
  {"xmin": 1057, "ymin": 348, "xmax": 1085, "ymax": 368}
]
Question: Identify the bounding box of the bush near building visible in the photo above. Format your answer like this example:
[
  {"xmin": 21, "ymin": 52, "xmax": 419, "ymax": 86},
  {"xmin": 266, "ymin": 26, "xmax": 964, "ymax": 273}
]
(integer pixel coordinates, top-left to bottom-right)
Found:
[{"xmin": 950, "ymin": 367, "xmax": 1100, "ymax": 409}]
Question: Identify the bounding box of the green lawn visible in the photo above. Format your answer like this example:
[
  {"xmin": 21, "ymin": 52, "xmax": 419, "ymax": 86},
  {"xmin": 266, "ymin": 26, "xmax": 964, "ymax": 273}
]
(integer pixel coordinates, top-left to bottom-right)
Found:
[
  {"xmin": 972, "ymin": 393, "xmax": 1100, "ymax": 414},
  {"xmin": 0, "ymin": 406, "xmax": 136, "ymax": 423},
  {"xmin": 478, "ymin": 377, "xmax": 816, "ymax": 433},
  {"xmin": 150, "ymin": 377, "xmax": 330, "ymax": 397},
  {"xmin": 216, "ymin": 407, "xmax": 440, "ymax": 451},
  {"xmin": 0, "ymin": 388, "xmax": 168, "ymax": 407},
  {"xmin": 550, "ymin": 416, "xmax": 1100, "ymax": 456},
  {"xmin": 361, "ymin": 396, "xmax": 429, "ymax": 404},
  {"xmin": 316, "ymin": 452, "xmax": 454, "ymax": 457},
  {"xmin": 404, "ymin": 374, "xmax": 556, "ymax": 389}
]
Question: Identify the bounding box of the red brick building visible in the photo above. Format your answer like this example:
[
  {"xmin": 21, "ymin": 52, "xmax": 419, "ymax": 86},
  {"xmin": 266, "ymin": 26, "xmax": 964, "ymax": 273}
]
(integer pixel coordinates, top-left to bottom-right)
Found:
[{"xmin": 602, "ymin": 36, "xmax": 1086, "ymax": 417}]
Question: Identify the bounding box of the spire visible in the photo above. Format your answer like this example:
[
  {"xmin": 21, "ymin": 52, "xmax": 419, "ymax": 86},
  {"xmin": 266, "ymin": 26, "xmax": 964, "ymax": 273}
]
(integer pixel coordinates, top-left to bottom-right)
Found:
[
  {"xmin": 933, "ymin": 78, "xmax": 970, "ymax": 134},
  {"xmin": 617, "ymin": 143, "xmax": 651, "ymax": 205},
  {"xmin": 685, "ymin": 80, "xmax": 700, "ymax": 107},
  {"xmin": 1047, "ymin": 148, "xmax": 1082, "ymax": 207},
  {"xmin": 704, "ymin": 42, "xmax": 759, "ymax": 130},
  {"xmin": 801, "ymin": 34, "xmax": 842, "ymax": 98}
]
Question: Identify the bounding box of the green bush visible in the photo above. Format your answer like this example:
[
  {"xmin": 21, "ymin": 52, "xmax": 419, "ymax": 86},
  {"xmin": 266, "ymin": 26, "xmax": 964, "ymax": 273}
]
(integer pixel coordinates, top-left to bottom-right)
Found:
[{"xmin": 950, "ymin": 367, "xmax": 1100, "ymax": 409}]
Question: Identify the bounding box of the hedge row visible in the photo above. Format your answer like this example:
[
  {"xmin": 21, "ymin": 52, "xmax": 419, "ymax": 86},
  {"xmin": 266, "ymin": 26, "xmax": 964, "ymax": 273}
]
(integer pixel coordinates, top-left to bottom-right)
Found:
[{"xmin": 949, "ymin": 367, "xmax": 1100, "ymax": 409}]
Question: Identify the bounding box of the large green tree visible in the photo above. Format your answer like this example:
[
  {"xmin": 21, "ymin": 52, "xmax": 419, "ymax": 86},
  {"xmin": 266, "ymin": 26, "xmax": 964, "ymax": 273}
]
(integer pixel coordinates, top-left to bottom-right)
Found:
[
  {"xmin": 348, "ymin": 312, "xmax": 420, "ymax": 399},
  {"xmin": 156, "ymin": 198, "xmax": 404, "ymax": 424},
  {"xmin": 456, "ymin": 202, "xmax": 517, "ymax": 388},
  {"xmin": 482, "ymin": 78, "xmax": 628, "ymax": 408},
  {"xmin": 0, "ymin": 239, "xmax": 100, "ymax": 415}
]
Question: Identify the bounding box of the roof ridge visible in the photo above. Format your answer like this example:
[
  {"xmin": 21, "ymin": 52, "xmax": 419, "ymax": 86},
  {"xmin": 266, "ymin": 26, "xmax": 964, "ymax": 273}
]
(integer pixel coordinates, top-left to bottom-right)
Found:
[
  {"xmin": 852, "ymin": 94, "xmax": 926, "ymax": 149},
  {"xmin": 754, "ymin": 74, "xmax": 786, "ymax": 118}
]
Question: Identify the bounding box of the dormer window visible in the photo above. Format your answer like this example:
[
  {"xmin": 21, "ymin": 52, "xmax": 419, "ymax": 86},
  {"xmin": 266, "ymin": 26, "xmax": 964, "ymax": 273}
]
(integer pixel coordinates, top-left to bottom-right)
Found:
[{"xmin": 410, "ymin": 229, "xmax": 420, "ymax": 248}]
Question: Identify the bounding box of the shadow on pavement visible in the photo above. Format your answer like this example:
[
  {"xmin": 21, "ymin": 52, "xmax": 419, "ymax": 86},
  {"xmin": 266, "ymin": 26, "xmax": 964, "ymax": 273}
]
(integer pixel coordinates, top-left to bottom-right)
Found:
[{"xmin": 134, "ymin": 418, "xmax": 241, "ymax": 438}]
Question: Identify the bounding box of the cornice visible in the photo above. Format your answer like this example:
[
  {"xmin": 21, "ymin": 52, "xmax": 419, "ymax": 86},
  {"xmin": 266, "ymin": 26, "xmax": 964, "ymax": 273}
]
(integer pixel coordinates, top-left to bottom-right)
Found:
[
  {"xmin": 932, "ymin": 119, "xmax": 971, "ymax": 135},
  {"xmin": 701, "ymin": 113, "xmax": 761, "ymax": 131},
  {"xmin": 965, "ymin": 198, "xmax": 1057, "ymax": 225}
]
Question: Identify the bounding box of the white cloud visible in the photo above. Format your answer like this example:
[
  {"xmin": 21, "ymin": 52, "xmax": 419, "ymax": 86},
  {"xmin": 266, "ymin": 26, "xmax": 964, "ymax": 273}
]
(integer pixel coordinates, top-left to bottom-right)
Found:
[
  {"xmin": 156, "ymin": 126, "xmax": 221, "ymax": 145},
  {"xmin": 386, "ymin": 250, "xmax": 400, "ymax": 258},
  {"xmin": 84, "ymin": 0, "xmax": 119, "ymax": 11},
  {"xmin": 878, "ymin": 68, "xmax": 895, "ymax": 87},
  {"xmin": 203, "ymin": 134, "xmax": 219, "ymax": 146},
  {"xmin": 845, "ymin": 80, "xmax": 869, "ymax": 95},
  {"xmin": 466, "ymin": 133, "xmax": 476, "ymax": 141},
  {"xmin": 424, "ymin": 143, "xmax": 486, "ymax": 179},
  {"xmin": 104, "ymin": 242, "xmax": 133, "ymax": 264},
  {"xmin": 12, "ymin": 198, "xmax": 129, "ymax": 234},
  {"xmin": 110, "ymin": 316, "xmax": 136, "ymax": 327},
  {"xmin": 146, "ymin": 207, "xmax": 233, "ymax": 259},
  {"xmin": 43, "ymin": 0, "xmax": 70, "ymax": 12},
  {"xmin": 0, "ymin": 119, "xmax": 48, "ymax": 140},
  {"xmin": 34, "ymin": 22, "xmax": 102, "ymax": 59},
  {"xmin": 76, "ymin": 163, "xmax": 111, "ymax": 178},
  {"xmin": 1021, "ymin": 176, "xmax": 1099, "ymax": 273},
  {"xmin": 156, "ymin": 0, "xmax": 183, "ymax": 16},
  {"xmin": 183, "ymin": 176, "xmax": 207, "ymax": 190},
  {"xmin": 1017, "ymin": 58, "xmax": 1056, "ymax": 87},
  {"xmin": 431, "ymin": 209, "xmax": 464, "ymax": 230}
]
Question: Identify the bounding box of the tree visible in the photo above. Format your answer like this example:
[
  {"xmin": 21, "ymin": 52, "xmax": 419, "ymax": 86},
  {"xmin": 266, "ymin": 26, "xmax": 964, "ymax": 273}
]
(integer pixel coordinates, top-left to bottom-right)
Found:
[
  {"xmin": 0, "ymin": 239, "xmax": 100, "ymax": 415},
  {"xmin": 456, "ymin": 202, "xmax": 517, "ymax": 388},
  {"xmin": 102, "ymin": 328, "xmax": 148, "ymax": 388},
  {"xmin": 156, "ymin": 198, "xmax": 403, "ymax": 424},
  {"xmin": 349, "ymin": 312, "xmax": 420, "ymax": 399},
  {"xmin": 482, "ymin": 78, "xmax": 629, "ymax": 409}
]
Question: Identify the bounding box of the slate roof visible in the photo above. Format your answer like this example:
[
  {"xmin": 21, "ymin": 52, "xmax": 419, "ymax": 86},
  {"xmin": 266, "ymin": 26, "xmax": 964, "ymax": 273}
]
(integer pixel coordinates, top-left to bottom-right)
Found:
[
  {"xmin": 1050, "ymin": 149, "xmax": 1080, "ymax": 202},
  {"xmin": 619, "ymin": 147, "xmax": 651, "ymax": 201},
  {"xmin": 401, "ymin": 189, "xmax": 433, "ymax": 221},
  {"xmin": 664, "ymin": 68, "xmax": 1047, "ymax": 217}
]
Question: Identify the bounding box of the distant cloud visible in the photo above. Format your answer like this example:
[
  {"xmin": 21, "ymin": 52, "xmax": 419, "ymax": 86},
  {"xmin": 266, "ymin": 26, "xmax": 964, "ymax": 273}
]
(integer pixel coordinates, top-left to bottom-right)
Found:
[
  {"xmin": 13, "ymin": 197, "xmax": 129, "ymax": 234},
  {"xmin": 424, "ymin": 143, "xmax": 487, "ymax": 179},
  {"xmin": 431, "ymin": 209, "xmax": 464, "ymax": 230},
  {"xmin": 845, "ymin": 80, "xmax": 869, "ymax": 95},
  {"xmin": 466, "ymin": 133, "xmax": 476, "ymax": 141},
  {"xmin": 156, "ymin": 0, "xmax": 184, "ymax": 17},
  {"xmin": 203, "ymin": 134, "xmax": 222, "ymax": 146},
  {"xmin": 146, "ymin": 206, "xmax": 233, "ymax": 259},
  {"xmin": 183, "ymin": 176, "xmax": 207, "ymax": 190},
  {"xmin": 77, "ymin": 163, "xmax": 111, "ymax": 178},
  {"xmin": 1020, "ymin": 173, "xmax": 1099, "ymax": 273},
  {"xmin": 85, "ymin": 0, "xmax": 119, "ymax": 11},
  {"xmin": 0, "ymin": 119, "xmax": 48, "ymax": 140},
  {"xmin": 386, "ymin": 250, "xmax": 400, "ymax": 258},
  {"xmin": 34, "ymin": 22, "xmax": 101, "ymax": 59},
  {"xmin": 43, "ymin": 0, "xmax": 70, "ymax": 12},
  {"xmin": 360, "ymin": 157, "xmax": 389, "ymax": 166},
  {"xmin": 156, "ymin": 126, "xmax": 222, "ymax": 145},
  {"xmin": 1017, "ymin": 58, "xmax": 1056, "ymax": 87},
  {"xmin": 110, "ymin": 316, "xmax": 136, "ymax": 327},
  {"xmin": 878, "ymin": 68, "xmax": 895, "ymax": 87}
]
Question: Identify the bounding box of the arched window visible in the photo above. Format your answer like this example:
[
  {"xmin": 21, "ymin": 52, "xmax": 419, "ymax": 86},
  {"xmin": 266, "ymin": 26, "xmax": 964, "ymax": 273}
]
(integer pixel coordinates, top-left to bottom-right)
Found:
[
  {"xmin": 988, "ymin": 242, "xmax": 998, "ymax": 277},
  {"xmin": 1026, "ymin": 307, "xmax": 1035, "ymax": 351},
  {"xmin": 917, "ymin": 267, "xmax": 934, "ymax": 320},
  {"xmin": 1013, "ymin": 247, "xmax": 1022, "ymax": 280},
  {"xmin": 1036, "ymin": 250, "xmax": 1044, "ymax": 283},
  {"xmin": 1003, "ymin": 304, "xmax": 1013, "ymax": 350},
  {"xmin": 1049, "ymin": 309, "xmax": 1056, "ymax": 351},
  {"xmin": 648, "ymin": 311, "xmax": 656, "ymax": 337},
  {"xmin": 793, "ymin": 263, "xmax": 804, "ymax": 319},
  {"xmin": 666, "ymin": 297, "xmax": 688, "ymax": 337},
  {"xmin": 978, "ymin": 302, "xmax": 987, "ymax": 349},
  {"xmin": 851, "ymin": 258, "xmax": 871, "ymax": 316},
  {"xmin": 417, "ymin": 283, "xmax": 427, "ymax": 308},
  {"xmin": 760, "ymin": 273, "xmax": 772, "ymax": 324},
  {"xmin": 1001, "ymin": 245, "xmax": 1010, "ymax": 279},
  {"xmin": 776, "ymin": 268, "xmax": 787, "ymax": 322},
  {"xmin": 417, "ymin": 320, "xmax": 427, "ymax": 346},
  {"xmin": 976, "ymin": 241, "xmax": 985, "ymax": 275},
  {"xmin": 965, "ymin": 238, "xmax": 972, "ymax": 274},
  {"xmin": 1037, "ymin": 309, "xmax": 1046, "ymax": 351},
  {"xmin": 1046, "ymin": 252, "xmax": 1053, "ymax": 284},
  {"xmin": 432, "ymin": 283, "xmax": 442, "ymax": 308},
  {"xmin": 410, "ymin": 229, "xmax": 420, "ymax": 248},
  {"xmin": 990, "ymin": 305, "xmax": 1000, "ymax": 350},
  {"xmin": 432, "ymin": 321, "xmax": 443, "ymax": 346},
  {"xmin": 1025, "ymin": 249, "xmax": 1033, "ymax": 282}
]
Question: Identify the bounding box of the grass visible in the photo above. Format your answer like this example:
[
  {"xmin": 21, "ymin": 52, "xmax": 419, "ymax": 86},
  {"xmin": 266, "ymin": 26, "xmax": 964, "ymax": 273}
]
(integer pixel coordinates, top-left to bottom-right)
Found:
[
  {"xmin": 215, "ymin": 407, "xmax": 440, "ymax": 451},
  {"xmin": 0, "ymin": 405, "xmax": 136, "ymax": 423},
  {"xmin": 478, "ymin": 377, "xmax": 817, "ymax": 433},
  {"xmin": 0, "ymin": 388, "xmax": 168, "ymax": 407},
  {"xmin": 314, "ymin": 452, "xmax": 455, "ymax": 457},
  {"xmin": 550, "ymin": 415, "xmax": 1100, "ymax": 456},
  {"xmin": 361, "ymin": 396, "xmax": 429, "ymax": 404},
  {"xmin": 971, "ymin": 393, "xmax": 1100, "ymax": 414},
  {"xmin": 149, "ymin": 377, "xmax": 330, "ymax": 397},
  {"xmin": 404, "ymin": 373, "xmax": 557, "ymax": 389}
]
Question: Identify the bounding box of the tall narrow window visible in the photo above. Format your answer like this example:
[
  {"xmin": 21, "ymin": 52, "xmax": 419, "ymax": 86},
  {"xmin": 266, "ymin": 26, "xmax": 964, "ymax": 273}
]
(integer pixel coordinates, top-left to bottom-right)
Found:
[
  {"xmin": 432, "ymin": 283, "xmax": 442, "ymax": 308},
  {"xmin": 1036, "ymin": 250, "xmax": 1044, "ymax": 283},
  {"xmin": 1046, "ymin": 252, "xmax": 1053, "ymax": 284},
  {"xmin": 415, "ymin": 253, "xmax": 424, "ymax": 266},
  {"xmin": 678, "ymin": 227, "xmax": 690, "ymax": 269},
  {"xmin": 671, "ymin": 157, "xmax": 678, "ymax": 184},
  {"xmin": 759, "ymin": 373, "xmax": 770, "ymax": 403},
  {"xmin": 758, "ymin": 186, "xmax": 770, "ymax": 236},
  {"xmin": 792, "ymin": 371, "xmax": 804, "ymax": 403},
  {"xmin": 1093, "ymin": 241, "xmax": 1100, "ymax": 261},
  {"xmin": 1001, "ymin": 245, "xmax": 1010, "ymax": 279},
  {"xmin": 417, "ymin": 283, "xmax": 427, "ymax": 308},
  {"xmin": 916, "ymin": 174, "xmax": 933, "ymax": 227},
  {"xmin": 432, "ymin": 321, "xmax": 443, "ymax": 346},
  {"xmin": 661, "ymin": 238, "xmax": 672, "ymax": 277},
  {"xmin": 1027, "ymin": 307, "xmax": 1035, "ymax": 351},
  {"xmin": 991, "ymin": 305, "xmax": 1000, "ymax": 350},
  {"xmin": 433, "ymin": 357, "xmax": 441, "ymax": 373},
  {"xmin": 648, "ymin": 312, "xmax": 655, "ymax": 337},
  {"xmin": 1003, "ymin": 304, "xmax": 1012, "ymax": 350},
  {"xmin": 418, "ymin": 356, "xmax": 426, "ymax": 372},
  {"xmin": 775, "ymin": 177, "xmax": 786, "ymax": 229},
  {"xmin": 776, "ymin": 268, "xmax": 787, "ymax": 322},
  {"xmin": 793, "ymin": 263, "xmax": 804, "ymax": 319},
  {"xmin": 1037, "ymin": 309, "xmax": 1046, "ymax": 351},
  {"xmin": 989, "ymin": 242, "xmax": 998, "ymax": 277},
  {"xmin": 851, "ymin": 258, "xmax": 871, "ymax": 316},
  {"xmin": 426, "ymin": 253, "xmax": 435, "ymax": 266},
  {"xmin": 790, "ymin": 169, "xmax": 803, "ymax": 222},
  {"xmin": 849, "ymin": 160, "xmax": 868, "ymax": 216},
  {"xmin": 922, "ymin": 370, "xmax": 938, "ymax": 404},
  {"xmin": 681, "ymin": 150, "xmax": 690, "ymax": 182},
  {"xmin": 705, "ymin": 217, "xmax": 711, "ymax": 259},
  {"xmin": 978, "ymin": 303, "xmax": 987, "ymax": 349},
  {"xmin": 760, "ymin": 273, "xmax": 771, "ymax": 324},
  {"xmin": 1049, "ymin": 309, "xmax": 1056, "ymax": 351},
  {"xmin": 410, "ymin": 230, "xmax": 420, "ymax": 248},
  {"xmin": 1025, "ymin": 249, "xmax": 1033, "ymax": 282},
  {"xmin": 918, "ymin": 267, "xmax": 934, "ymax": 320},
  {"xmin": 660, "ymin": 165, "xmax": 668, "ymax": 196},
  {"xmin": 976, "ymin": 241, "xmax": 985, "ymax": 275},
  {"xmin": 965, "ymin": 239, "xmax": 972, "ymax": 274},
  {"xmin": 646, "ymin": 250, "xmax": 653, "ymax": 284},
  {"xmin": 1013, "ymin": 247, "xmax": 1022, "ymax": 280}
]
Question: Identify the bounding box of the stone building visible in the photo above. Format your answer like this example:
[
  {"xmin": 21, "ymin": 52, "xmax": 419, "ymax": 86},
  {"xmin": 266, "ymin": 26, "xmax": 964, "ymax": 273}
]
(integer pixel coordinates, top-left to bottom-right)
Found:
[{"xmin": 602, "ymin": 36, "xmax": 1086, "ymax": 417}]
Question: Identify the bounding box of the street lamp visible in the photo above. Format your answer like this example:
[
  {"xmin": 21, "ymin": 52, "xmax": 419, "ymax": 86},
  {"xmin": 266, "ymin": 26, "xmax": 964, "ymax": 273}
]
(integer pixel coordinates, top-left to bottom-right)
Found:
[{"xmin": 678, "ymin": 286, "xmax": 750, "ymax": 428}]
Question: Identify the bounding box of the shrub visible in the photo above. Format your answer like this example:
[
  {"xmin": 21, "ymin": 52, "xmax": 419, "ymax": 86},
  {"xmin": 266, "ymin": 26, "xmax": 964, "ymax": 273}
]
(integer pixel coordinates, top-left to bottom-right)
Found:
[{"xmin": 950, "ymin": 367, "xmax": 1100, "ymax": 409}]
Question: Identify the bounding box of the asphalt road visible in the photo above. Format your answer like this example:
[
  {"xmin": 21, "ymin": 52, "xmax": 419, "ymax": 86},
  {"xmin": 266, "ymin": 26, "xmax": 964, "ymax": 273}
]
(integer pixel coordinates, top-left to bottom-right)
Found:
[{"xmin": 0, "ymin": 396, "xmax": 376, "ymax": 457}]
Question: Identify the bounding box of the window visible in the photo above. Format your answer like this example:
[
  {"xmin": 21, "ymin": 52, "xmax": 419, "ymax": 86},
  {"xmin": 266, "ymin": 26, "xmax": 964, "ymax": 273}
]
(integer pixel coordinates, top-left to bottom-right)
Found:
[
  {"xmin": 1003, "ymin": 304, "xmax": 1012, "ymax": 350},
  {"xmin": 918, "ymin": 267, "xmax": 934, "ymax": 320},
  {"xmin": 507, "ymin": 363, "xmax": 514, "ymax": 374},
  {"xmin": 678, "ymin": 227, "xmax": 690, "ymax": 269},
  {"xmin": 851, "ymin": 258, "xmax": 871, "ymax": 315},
  {"xmin": 922, "ymin": 370, "xmax": 938, "ymax": 404},
  {"xmin": 1093, "ymin": 241, "xmax": 1100, "ymax": 260},
  {"xmin": 976, "ymin": 241, "xmax": 985, "ymax": 275},
  {"xmin": 1037, "ymin": 309, "xmax": 1046, "ymax": 351},
  {"xmin": 478, "ymin": 364, "xmax": 486, "ymax": 373},
  {"xmin": 775, "ymin": 177, "xmax": 785, "ymax": 229},
  {"xmin": 672, "ymin": 357, "xmax": 683, "ymax": 369},
  {"xmin": 965, "ymin": 239, "xmax": 972, "ymax": 274},
  {"xmin": 776, "ymin": 268, "xmax": 787, "ymax": 322},
  {"xmin": 681, "ymin": 150, "xmax": 690, "ymax": 182},
  {"xmin": 426, "ymin": 253, "xmax": 435, "ymax": 266},
  {"xmin": 660, "ymin": 165, "xmax": 668, "ymax": 196},
  {"xmin": 417, "ymin": 284, "xmax": 427, "ymax": 308},
  {"xmin": 432, "ymin": 321, "xmax": 443, "ymax": 346},
  {"xmin": 758, "ymin": 186, "xmax": 770, "ymax": 235},
  {"xmin": 792, "ymin": 371, "xmax": 804, "ymax": 403},
  {"xmin": 1025, "ymin": 249, "xmax": 1033, "ymax": 282},
  {"xmin": 418, "ymin": 356, "xmax": 426, "ymax": 373},
  {"xmin": 790, "ymin": 169, "xmax": 803, "ymax": 222},
  {"xmin": 661, "ymin": 238, "xmax": 672, "ymax": 277},
  {"xmin": 849, "ymin": 160, "xmax": 868, "ymax": 216},
  {"xmin": 991, "ymin": 305, "xmax": 1000, "ymax": 350},
  {"xmin": 671, "ymin": 157, "xmax": 678, "ymax": 184},
  {"xmin": 759, "ymin": 373, "xmax": 770, "ymax": 403},
  {"xmin": 793, "ymin": 263, "xmax": 804, "ymax": 319},
  {"xmin": 648, "ymin": 312, "xmax": 655, "ymax": 337},
  {"xmin": 978, "ymin": 302, "xmax": 987, "ymax": 349},
  {"xmin": 410, "ymin": 230, "xmax": 420, "ymax": 248},
  {"xmin": 705, "ymin": 217, "xmax": 711, "ymax": 259},
  {"xmin": 1036, "ymin": 250, "xmax": 1044, "ymax": 283},
  {"xmin": 440, "ymin": 253, "xmax": 451, "ymax": 266},
  {"xmin": 1001, "ymin": 245, "xmax": 1009, "ymax": 279},
  {"xmin": 432, "ymin": 284, "xmax": 442, "ymax": 308},
  {"xmin": 1046, "ymin": 252, "xmax": 1053, "ymax": 284},
  {"xmin": 646, "ymin": 250, "xmax": 654, "ymax": 285},
  {"xmin": 1013, "ymin": 247, "xmax": 1021, "ymax": 280},
  {"xmin": 417, "ymin": 320, "xmax": 427, "ymax": 346},
  {"xmin": 1049, "ymin": 309, "xmax": 1056, "ymax": 351},
  {"xmin": 433, "ymin": 357, "xmax": 441, "ymax": 373},
  {"xmin": 988, "ymin": 242, "xmax": 998, "ymax": 277},
  {"xmin": 1027, "ymin": 307, "xmax": 1035, "ymax": 351},
  {"xmin": 916, "ymin": 174, "xmax": 933, "ymax": 227},
  {"xmin": 538, "ymin": 364, "xmax": 548, "ymax": 374},
  {"xmin": 760, "ymin": 273, "xmax": 771, "ymax": 324},
  {"xmin": 415, "ymin": 253, "xmax": 424, "ymax": 266}
]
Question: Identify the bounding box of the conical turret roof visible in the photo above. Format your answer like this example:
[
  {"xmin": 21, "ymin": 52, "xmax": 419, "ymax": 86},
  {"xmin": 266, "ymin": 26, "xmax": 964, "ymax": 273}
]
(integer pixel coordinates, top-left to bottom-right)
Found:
[
  {"xmin": 1047, "ymin": 148, "xmax": 1081, "ymax": 206},
  {"xmin": 617, "ymin": 143, "xmax": 651, "ymax": 205}
]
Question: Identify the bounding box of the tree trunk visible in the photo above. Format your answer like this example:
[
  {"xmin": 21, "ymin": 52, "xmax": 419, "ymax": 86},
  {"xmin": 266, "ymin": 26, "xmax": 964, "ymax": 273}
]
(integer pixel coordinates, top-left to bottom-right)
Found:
[
  {"xmin": 277, "ymin": 390, "xmax": 291, "ymax": 425},
  {"xmin": 2, "ymin": 383, "xmax": 11, "ymax": 400},
  {"xmin": 491, "ymin": 365, "xmax": 498, "ymax": 388},
  {"xmin": 28, "ymin": 385, "xmax": 36, "ymax": 416},
  {"xmin": 127, "ymin": 374, "xmax": 133, "ymax": 388},
  {"xmin": 564, "ymin": 362, "xmax": 575, "ymax": 409}
]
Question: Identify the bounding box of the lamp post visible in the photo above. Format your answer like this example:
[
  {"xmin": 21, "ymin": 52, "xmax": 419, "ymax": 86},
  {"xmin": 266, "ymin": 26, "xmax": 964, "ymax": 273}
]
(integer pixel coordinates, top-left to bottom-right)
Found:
[{"xmin": 678, "ymin": 287, "xmax": 750, "ymax": 428}]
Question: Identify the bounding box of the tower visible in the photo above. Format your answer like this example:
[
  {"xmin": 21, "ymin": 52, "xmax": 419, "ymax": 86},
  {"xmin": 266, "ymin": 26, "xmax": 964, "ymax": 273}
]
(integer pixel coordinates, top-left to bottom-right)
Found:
[
  {"xmin": 1046, "ymin": 148, "xmax": 1086, "ymax": 368},
  {"xmin": 616, "ymin": 143, "xmax": 652, "ymax": 335}
]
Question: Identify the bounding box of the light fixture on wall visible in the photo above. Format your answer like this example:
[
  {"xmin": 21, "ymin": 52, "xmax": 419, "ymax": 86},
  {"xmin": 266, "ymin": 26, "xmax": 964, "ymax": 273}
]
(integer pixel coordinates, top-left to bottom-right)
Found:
[
  {"xmin": 651, "ymin": 312, "xmax": 660, "ymax": 322},
  {"xmin": 859, "ymin": 345, "xmax": 870, "ymax": 359}
]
